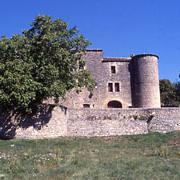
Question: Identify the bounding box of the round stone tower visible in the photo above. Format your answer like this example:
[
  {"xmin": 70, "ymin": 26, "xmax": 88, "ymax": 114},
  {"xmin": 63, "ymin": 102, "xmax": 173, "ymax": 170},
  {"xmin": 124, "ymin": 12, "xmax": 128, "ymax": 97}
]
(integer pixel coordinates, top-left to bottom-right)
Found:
[{"xmin": 131, "ymin": 54, "xmax": 161, "ymax": 108}]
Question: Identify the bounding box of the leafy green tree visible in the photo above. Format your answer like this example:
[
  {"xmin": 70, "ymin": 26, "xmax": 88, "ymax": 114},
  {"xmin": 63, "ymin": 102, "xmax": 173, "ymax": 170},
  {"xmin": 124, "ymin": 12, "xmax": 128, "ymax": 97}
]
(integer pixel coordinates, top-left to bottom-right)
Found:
[
  {"xmin": 160, "ymin": 79, "xmax": 180, "ymax": 107},
  {"xmin": 174, "ymin": 74, "xmax": 180, "ymax": 103},
  {"xmin": 0, "ymin": 16, "xmax": 95, "ymax": 114}
]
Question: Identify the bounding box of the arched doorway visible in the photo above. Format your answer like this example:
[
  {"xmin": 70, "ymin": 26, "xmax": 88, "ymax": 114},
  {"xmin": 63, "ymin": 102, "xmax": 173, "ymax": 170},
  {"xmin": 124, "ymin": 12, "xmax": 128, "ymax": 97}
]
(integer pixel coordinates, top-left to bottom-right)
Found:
[{"xmin": 107, "ymin": 100, "xmax": 122, "ymax": 108}]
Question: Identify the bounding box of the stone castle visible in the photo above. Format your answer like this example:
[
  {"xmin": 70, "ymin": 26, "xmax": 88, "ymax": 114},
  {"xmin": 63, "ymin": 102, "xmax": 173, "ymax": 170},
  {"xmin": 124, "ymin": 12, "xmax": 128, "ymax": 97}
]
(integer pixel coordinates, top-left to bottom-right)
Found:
[
  {"xmin": 1, "ymin": 49, "xmax": 180, "ymax": 139},
  {"xmin": 62, "ymin": 50, "xmax": 161, "ymax": 109}
]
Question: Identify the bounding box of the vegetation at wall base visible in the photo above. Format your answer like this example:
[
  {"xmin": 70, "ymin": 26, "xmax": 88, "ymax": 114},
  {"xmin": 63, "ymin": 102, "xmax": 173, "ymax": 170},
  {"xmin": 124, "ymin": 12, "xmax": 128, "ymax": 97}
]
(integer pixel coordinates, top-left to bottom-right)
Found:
[{"xmin": 0, "ymin": 132, "xmax": 180, "ymax": 179}]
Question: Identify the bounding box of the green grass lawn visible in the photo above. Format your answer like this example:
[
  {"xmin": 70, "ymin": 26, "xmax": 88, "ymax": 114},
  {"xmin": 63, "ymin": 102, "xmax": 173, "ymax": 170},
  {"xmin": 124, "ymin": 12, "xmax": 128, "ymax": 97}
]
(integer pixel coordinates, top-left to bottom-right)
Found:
[{"xmin": 0, "ymin": 132, "xmax": 180, "ymax": 180}]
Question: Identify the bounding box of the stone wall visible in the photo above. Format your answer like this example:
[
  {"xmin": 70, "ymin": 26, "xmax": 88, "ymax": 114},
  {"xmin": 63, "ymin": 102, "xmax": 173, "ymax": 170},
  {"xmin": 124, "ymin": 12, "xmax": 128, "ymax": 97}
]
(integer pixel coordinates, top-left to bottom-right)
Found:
[
  {"xmin": 67, "ymin": 108, "xmax": 148, "ymax": 136},
  {"xmin": 4, "ymin": 107, "xmax": 178, "ymax": 139},
  {"xmin": 15, "ymin": 106, "xmax": 68, "ymax": 139},
  {"xmin": 148, "ymin": 108, "xmax": 180, "ymax": 133}
]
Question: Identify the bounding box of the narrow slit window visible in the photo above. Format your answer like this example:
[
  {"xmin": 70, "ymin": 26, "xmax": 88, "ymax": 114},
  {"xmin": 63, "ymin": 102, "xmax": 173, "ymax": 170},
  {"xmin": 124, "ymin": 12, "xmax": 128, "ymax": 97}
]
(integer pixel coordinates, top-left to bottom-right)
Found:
[
  {"xmin": 108, "ymin": 83, "xmax": 113, "ymax": 92},
  {"xmin": 111, "ymin": 66, "xmax": 116, "ymax": 74},
  {"xmin": 115, "ymin": 83, "xmax": 120, "ymax": 92}
]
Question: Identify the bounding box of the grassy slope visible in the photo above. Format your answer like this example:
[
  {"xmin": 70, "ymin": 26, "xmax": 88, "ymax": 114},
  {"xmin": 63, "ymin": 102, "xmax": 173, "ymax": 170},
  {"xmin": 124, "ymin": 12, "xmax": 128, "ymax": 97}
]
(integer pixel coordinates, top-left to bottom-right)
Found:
[{"xmin": 0, "ymin": 132, "xmax": 180, "ymax": 180}]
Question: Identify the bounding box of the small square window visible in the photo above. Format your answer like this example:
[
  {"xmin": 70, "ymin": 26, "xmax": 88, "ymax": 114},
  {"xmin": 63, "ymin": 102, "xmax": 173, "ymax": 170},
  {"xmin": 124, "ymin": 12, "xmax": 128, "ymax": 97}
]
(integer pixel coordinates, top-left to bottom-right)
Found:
[
  {"xmin": 108, "ymin": 83, "xmax": 113, "ymax": 92},
  {"xmin": 111, "ymin": 66, "xmax": 116, "ymax": 74},
  {"xmin": 115, "ymin": 83, "xmax": 120, "ymax": 92}
]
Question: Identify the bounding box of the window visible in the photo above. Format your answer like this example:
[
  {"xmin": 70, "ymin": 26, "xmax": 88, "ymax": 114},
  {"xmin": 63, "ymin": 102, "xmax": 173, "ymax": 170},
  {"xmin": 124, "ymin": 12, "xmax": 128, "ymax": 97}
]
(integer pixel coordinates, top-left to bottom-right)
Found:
[
  {"xmin": 83, "ymin": 104, "xmax": 90, "ymax": 108},
  {"xmin": 115, "ymin": 83, "xmax": 120, "ymax": 92},
  {"xmin": 111, "ymin": 66, "xmax": 116, "ymax": 74},
  {"xmin": 108, "ymin": 83, "xmax": 113, "ymax": 92}
]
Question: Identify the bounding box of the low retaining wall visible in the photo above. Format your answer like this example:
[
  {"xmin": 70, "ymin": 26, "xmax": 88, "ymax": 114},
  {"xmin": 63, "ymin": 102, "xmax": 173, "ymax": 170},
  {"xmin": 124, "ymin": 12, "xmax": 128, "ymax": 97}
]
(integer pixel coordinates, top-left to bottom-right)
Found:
[
  {"xmin": 67, "ymin": 108, "xmax": 180, "ymax": 136},
  {"xmin": 1, "ymin": 107, "xmax": 180, "ymax": 139}
]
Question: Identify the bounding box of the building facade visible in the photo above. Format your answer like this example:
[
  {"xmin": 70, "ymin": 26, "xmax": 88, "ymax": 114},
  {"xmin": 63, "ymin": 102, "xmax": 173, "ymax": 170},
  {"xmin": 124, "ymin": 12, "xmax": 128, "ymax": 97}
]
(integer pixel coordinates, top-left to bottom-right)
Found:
[{"xmin": 62, "ymin": 50, "xmax": 161, "ymax": 109}]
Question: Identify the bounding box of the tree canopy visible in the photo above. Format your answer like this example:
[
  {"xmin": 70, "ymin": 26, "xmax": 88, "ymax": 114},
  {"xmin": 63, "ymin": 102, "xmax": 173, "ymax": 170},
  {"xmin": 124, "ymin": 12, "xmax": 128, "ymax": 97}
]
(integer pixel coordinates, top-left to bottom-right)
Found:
[
  {"xmin": 160, "ymin": 77, "xmax": 180, "ymax": 107},
  {"xmin": 0, "ymin": 16, "xmax": 95, "ymax": 114}
]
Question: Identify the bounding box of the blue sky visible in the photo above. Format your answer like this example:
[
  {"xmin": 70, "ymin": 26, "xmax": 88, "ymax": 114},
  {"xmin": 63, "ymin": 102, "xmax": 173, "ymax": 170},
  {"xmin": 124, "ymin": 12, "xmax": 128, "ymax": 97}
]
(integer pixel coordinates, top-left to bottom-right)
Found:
[{"xmin": 0, "ymin": 0, "xmax": 179, "ymax": 81}]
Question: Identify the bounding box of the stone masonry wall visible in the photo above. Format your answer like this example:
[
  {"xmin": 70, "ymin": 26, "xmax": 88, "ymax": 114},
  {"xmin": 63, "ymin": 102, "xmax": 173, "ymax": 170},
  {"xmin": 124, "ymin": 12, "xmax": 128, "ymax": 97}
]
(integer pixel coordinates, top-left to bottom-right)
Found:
[
  {"xmin": 67, "ymin": 108, "xmax": 148, "ymax": 136},
  {"xmin": 9, "ymin": 107, "xmax": 180, "ymax": 139},
  {"xmin": 15, "ymin": 106, "xmax": 68, "ymax": 139},
  {"xmin": 131, "ymin": 55, "xmax": 161, "ymax": 108},
  {"xmin": 60, "ymin": 51, "xmax": 132, "ymax": 109}
]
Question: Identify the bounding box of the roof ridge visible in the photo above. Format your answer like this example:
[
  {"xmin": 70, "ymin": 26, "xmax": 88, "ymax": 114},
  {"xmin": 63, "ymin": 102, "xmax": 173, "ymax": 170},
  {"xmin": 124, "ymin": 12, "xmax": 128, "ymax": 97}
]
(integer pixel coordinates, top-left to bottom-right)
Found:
[
  {"xmin": 102, "ymin": 57, "xmax": 131, "ymax": 62},
  {"xmin": 104, "ymin": 57, "xmax": 130, "ymax": 59},
  {"xmin": 86, "ymin": 49, "xmax": 103, "ymax": 52}
]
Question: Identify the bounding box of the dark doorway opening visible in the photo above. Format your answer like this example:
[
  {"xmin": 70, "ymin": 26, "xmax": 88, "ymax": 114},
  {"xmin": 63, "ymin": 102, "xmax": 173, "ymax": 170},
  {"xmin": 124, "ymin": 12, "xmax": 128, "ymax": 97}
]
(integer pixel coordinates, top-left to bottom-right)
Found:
[
  {"xmin": 107, "ymin": 101, "xmax": 122, "ymax": 108},
  {"xmin": 83, "ymin": 104, "xmax": 90, "ymax": 108}
]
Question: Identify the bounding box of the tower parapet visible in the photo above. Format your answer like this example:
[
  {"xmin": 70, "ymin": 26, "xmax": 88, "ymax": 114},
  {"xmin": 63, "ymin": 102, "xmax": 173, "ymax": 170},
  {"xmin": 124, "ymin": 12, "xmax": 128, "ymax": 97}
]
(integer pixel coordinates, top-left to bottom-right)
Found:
[{"xmin": 131, "ymin": 54, "xmax": 161, "ymax": 108}]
